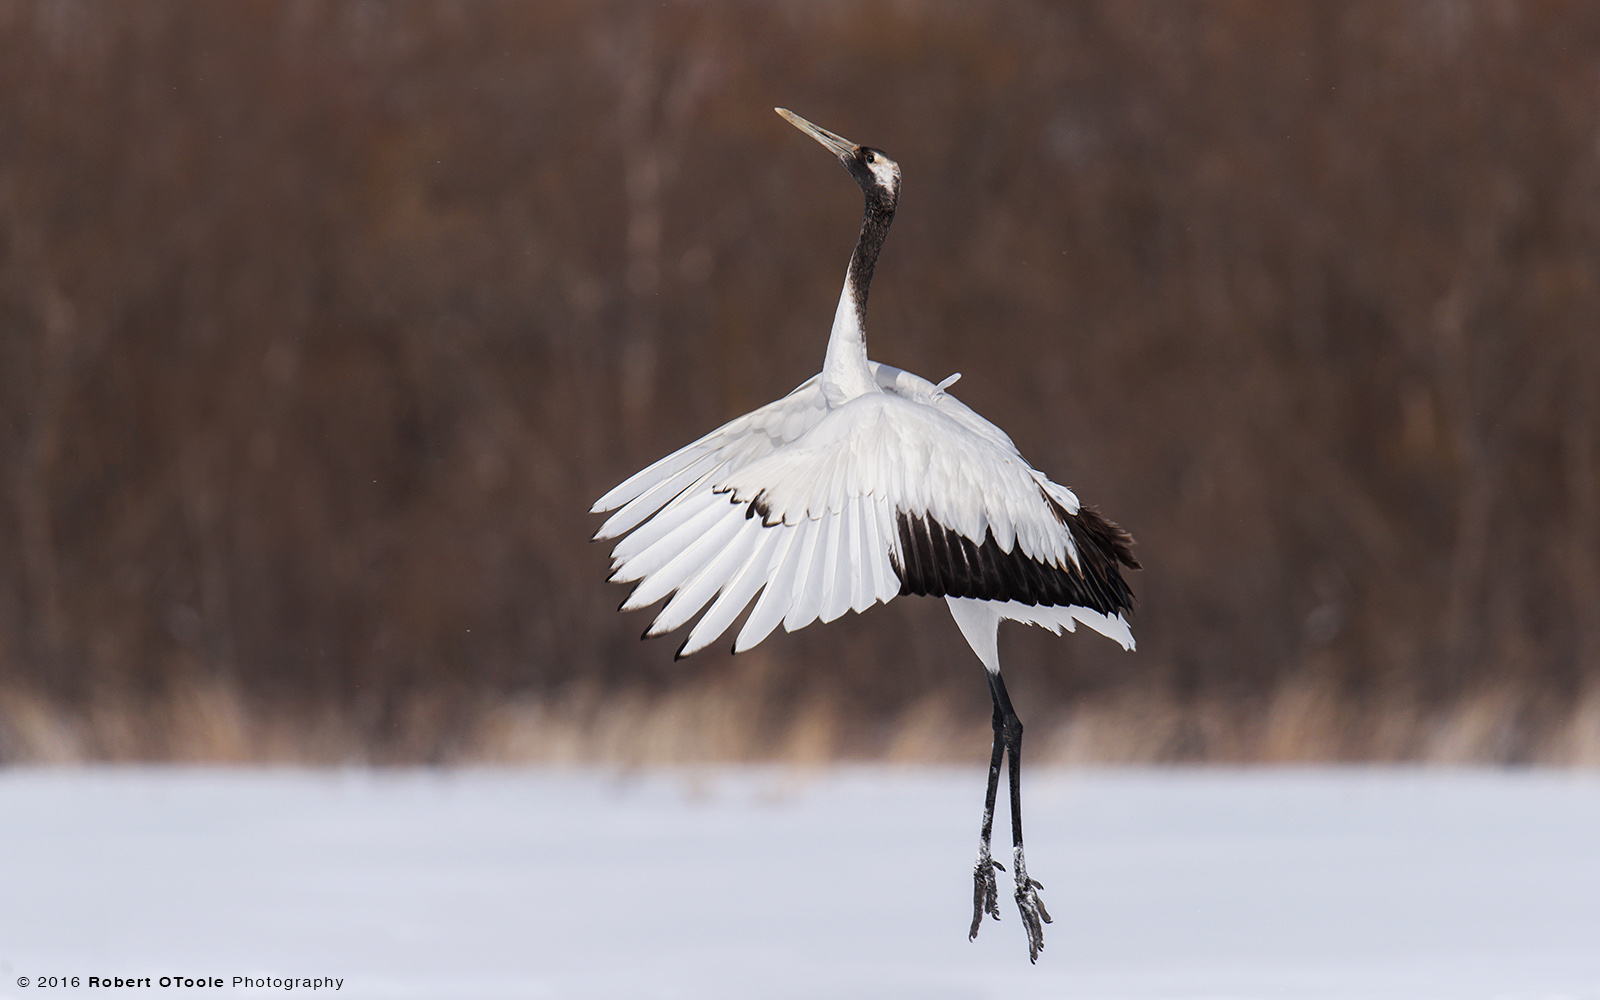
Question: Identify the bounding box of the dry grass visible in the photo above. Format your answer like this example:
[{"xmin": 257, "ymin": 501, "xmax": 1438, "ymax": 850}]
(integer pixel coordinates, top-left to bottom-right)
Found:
[
  {"xmin": 6, "ymin": 2, "xmax": 1600, "ymax": 736},
  {"xmin": 4, "ymin": 679, "xmax": 1597, "ymax": 768}
]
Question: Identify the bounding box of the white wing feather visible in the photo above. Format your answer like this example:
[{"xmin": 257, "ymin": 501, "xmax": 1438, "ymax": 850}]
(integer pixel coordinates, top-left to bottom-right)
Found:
[
  {"xmin": 734, "ymin": 517, "xmax": 808, "ymax": 651},
  {"xmin": 595, "ymin": 362, "xmax": 1125, "ymax": 655},
  {"xmin": 678, "ymin": 528, "xmax": 783, "ymax": 657},
  {"xmin": 720, "ymin": 391, "xmax": 1071, "ymax": 570}
]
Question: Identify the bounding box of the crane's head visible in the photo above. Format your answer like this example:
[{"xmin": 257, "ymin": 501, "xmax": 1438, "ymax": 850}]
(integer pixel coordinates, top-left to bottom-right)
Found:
[{"xmin": 776, "ymin": 108, "xmax": 900, "ymax": 211}]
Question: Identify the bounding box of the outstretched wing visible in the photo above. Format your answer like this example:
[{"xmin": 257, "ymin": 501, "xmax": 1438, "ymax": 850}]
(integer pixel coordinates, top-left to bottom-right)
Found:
[
  {"xmin": 592, "ymin": 372, "xmax": 854, "ymax": 658},
  {"xmin": 591, "ymin": 374, "xmax": 831, "ymax": 540},
  {"xmin": 593, "ymin": 364, "xmax": 1137, "ymax": 657}
]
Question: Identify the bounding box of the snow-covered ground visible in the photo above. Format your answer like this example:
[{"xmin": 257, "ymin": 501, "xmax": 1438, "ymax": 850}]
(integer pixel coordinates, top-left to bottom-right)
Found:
[{"xmin": 1, "ymin": 766, "xmax": 1597, "ymax": 999}]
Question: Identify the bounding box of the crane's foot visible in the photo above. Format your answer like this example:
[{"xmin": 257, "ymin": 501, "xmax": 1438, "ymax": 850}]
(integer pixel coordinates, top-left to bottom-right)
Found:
[
  {"xmin": 969, "ymin": 849, "xmax": 1004, "ymax": 940},
  {"xmin": 1012, "ymin": 848, "xmax": 1052, "ymax": 963}
]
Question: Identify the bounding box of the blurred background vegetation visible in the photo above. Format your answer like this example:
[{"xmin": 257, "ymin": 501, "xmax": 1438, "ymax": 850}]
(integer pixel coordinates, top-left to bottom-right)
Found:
[{"xmin": 3, "ymin": 0, "xmax": 1599, "ymax": 764}]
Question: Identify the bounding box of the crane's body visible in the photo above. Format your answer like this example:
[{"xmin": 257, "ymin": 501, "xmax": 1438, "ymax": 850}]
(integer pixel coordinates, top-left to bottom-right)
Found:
[{"xmin": 592, "ymin": 108, "xmax": 1138, "ymax": 962}]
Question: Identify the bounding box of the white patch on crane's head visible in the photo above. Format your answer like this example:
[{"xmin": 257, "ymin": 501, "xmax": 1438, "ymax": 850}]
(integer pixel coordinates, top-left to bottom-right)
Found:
[{"xmin": 861, "ymin": 148, "xmax": 901, "ymax": 198}]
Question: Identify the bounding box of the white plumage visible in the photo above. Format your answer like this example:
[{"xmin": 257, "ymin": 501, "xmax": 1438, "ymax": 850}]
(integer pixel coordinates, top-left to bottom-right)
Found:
[
  {"xmin": 591, "ymin": 108, "xmax": 1139, "ymax": 963},
  {"xmin": 594, "ymin": 364, "xmax": 1135, "ymax": 658}
]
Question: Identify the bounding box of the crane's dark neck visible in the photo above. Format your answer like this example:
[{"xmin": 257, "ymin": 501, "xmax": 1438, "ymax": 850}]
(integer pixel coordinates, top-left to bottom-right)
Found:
[
  {"xmin": 846, "ymin": 195, "xmax": 896, "ymax": 332},
  {"xmin": 822, "ymin": 188, "xmax": 897, "ymax": 406}
]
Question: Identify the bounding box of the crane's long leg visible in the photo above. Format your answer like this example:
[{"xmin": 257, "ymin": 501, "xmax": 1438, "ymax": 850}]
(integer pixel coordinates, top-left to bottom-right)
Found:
[
  {"xmin": 950, "ymin": 598, "xmax": 1051, "ymax": 959},
  {"xmin": 968, "ymin": 693, "xmax": 1006, "ymax": 939},
  {"xmin": 976, "ymin": 670, "xmax": 1052, "ymax": 962},
  {"xmin": 999, "ymin": 671, "xmax": 1051, "ymax": 962}
]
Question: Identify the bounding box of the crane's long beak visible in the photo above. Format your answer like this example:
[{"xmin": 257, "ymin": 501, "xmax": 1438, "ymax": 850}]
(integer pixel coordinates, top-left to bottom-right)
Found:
[{"xmin": 775, "ymin": 108, "xmax": 858, "ymax": 161}]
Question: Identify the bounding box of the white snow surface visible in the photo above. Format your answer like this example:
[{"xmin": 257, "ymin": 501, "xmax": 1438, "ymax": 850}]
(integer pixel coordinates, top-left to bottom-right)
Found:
[{"xmin": 2, "ymin": 766, "xmax": 1598, "ymax": 999}]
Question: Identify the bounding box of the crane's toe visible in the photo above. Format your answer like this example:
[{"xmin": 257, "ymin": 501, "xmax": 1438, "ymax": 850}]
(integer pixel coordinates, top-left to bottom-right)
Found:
[
  {"xmin": 969, "ymin": 852, "xmax": 1004, "ymax": 940},
  {"xmin": 1014, "ymin": 873, "xmax": 1052, "ymax": 963}
]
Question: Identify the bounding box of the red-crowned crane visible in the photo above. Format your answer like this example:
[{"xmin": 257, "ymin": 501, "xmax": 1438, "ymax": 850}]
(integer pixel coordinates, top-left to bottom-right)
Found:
[{"xmin": 592, "ymin": 108, "xmax": 1139, "ymax": 962}]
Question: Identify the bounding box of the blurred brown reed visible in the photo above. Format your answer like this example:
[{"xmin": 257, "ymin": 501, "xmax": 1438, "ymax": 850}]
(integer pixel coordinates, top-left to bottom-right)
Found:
[{"xmin": 3, "ymin": 2, "xmax": 1599, "ymax": 763}]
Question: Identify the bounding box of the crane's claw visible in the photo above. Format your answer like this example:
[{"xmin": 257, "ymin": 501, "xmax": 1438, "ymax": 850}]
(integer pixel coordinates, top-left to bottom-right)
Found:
[
  {"xmin": 969, "ymin": 853, "xmax": 1005, "ymax": 939},
  {"xmin": 1015, "ymin": 874, "xmax": 1052, "ymax": 963}
]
